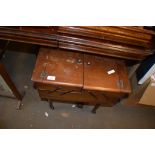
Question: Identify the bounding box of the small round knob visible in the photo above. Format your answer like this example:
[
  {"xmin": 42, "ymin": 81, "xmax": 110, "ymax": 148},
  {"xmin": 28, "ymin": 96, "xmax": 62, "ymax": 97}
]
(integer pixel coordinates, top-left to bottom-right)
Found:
[
  {"xmin": 77, "ymin": 59, "xmax": 82, "ymax": 64},
  {"xmin": 87, "ymin": 62, "xmax": 91, "ymax": 65}
]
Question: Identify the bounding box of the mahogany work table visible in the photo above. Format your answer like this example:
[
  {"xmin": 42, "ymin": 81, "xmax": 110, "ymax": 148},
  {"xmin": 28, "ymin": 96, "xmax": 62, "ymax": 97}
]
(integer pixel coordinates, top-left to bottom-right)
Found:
[
  {"xmin": 0, "ymin": 26, "xmax": 154, "ymax": 112},
  {"xmin": 32, "ymin": 47, "xmax": 131, "ymax": 113}
]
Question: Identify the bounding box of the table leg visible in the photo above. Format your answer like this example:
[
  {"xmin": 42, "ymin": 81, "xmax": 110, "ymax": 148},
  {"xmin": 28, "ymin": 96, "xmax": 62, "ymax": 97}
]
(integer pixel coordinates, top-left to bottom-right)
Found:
[
  {"xmin": 48, "ymin": 100, "xmax": 54, "ymax": 110},
  {"xmin": 91, "ymin": 104, "xmax": 100, "ymax": 114},
  {"xmin": 76, "ymin": 103, "xmax": 84, "ymax": 109}
]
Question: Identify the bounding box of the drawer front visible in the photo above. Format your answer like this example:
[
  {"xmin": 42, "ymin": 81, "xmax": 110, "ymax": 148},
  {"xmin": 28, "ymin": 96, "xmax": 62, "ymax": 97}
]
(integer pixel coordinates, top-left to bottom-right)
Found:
[
  {"xmin": 35, "ymin": 82, "xmax": 82, "ymax": 92},
  {"xmin": 38, "ymin": 88, "xmax": 123, "ymax": 106},
  {"xmin": 85, "ymin": 90, "xmax": 125, "ymax": 106},
  {"xmin": 38, "ymin": 89, "xmax": 97, "ymax": 103},
  {"xmin": 98, "ymin": 91, "xmax": 122, "ymax": 106}
]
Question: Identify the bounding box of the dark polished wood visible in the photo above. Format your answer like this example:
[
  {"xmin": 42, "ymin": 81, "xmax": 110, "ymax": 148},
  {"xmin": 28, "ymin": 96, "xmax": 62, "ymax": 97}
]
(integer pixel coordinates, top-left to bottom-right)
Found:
[
  {"xmin": 58, "ymin": 26, "xmax": 154, "ymax": 48},
  {"xmin": 0, "ymin": 26, "xmax": 57, "ymax": 47},
  {"xmin": 58, "ymin": 33, "xmax": 153, "ymax": 58},
  {"xmin": 0, "ymin": 26, "xmax": 155, "ymax": 61}
]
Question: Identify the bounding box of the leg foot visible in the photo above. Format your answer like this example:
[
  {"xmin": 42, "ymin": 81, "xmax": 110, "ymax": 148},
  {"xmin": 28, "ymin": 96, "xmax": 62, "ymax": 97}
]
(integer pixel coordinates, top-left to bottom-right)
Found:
[
  {"xmin": 91, "ymin": 104, "xmax": 100, "ymax": 114},
  {"xmin": 16, "ymin": 100, "xmax": 22, "ymax": 110},
  {"xmin": 76, "ymin": 103, "xmax": 84, "ymax": 109},
  {"xmin": 49, "ymin": 100, "xmax": 54, "ymax": 110}
]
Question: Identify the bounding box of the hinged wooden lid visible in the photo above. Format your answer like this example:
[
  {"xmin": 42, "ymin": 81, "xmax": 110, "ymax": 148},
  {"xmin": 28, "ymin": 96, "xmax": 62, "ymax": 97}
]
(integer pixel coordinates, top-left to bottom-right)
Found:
[
  {"xmin": 31, "ymin": 47, "xmax": 83, "ymax": 88},
  {"xmin": 83, "ymin": 54, "xmax": 131, "ymax": 93},
  {"xmin": 32, "ymin": 47, "xmax": 131, "ymax": 93}
]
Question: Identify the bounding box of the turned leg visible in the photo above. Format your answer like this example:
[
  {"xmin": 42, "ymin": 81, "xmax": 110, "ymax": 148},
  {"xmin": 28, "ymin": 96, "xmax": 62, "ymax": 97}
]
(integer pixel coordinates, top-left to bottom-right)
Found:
[
  {"xmin": 91, "ymin": 104, "xmax": 100, "ymax": 114},
  {"xmin": 48, "ymin": 100, "xmax": 54, "ymax": 110}
]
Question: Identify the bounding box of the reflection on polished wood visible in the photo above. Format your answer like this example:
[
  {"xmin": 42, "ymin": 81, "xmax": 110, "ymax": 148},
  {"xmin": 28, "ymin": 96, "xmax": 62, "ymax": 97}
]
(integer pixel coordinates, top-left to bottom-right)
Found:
[{"xmin": 0, "ymin": 26, "xmax": 155, "ymax": 60}]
